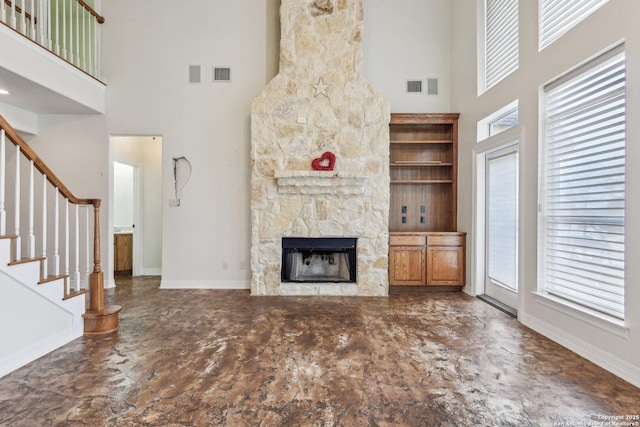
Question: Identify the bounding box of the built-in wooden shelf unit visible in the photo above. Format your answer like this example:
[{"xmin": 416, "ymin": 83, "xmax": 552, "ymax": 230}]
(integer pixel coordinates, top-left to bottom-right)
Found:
[{"xmin": 388, "ymin": 113, "xmax": 465, "ymax": 288}]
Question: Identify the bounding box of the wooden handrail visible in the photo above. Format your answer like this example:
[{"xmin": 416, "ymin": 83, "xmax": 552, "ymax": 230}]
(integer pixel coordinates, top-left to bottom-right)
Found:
[
  {"xmin": 0, "ymin": 115, "xmax": 99, "ymax": 207},
  {"xmin": 3, "ymin": 0, "xmax": 104, "ymax": 24},
  {"xmin": 76, "ymin": 0, "xmax": 105, "ymax": 24}
]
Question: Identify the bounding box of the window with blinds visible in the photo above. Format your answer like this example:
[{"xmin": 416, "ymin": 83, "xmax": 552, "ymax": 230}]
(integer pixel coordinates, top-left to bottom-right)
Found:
[
  {"xmin": 539, "ymin": 0, "xmax": 610, "ymax": 50},
  {"xmin": 484, "ymin": 0, "xmax": 519, "ymax": 91},
  {"xmin": 541, "ymin": 45, "xmax": 626, "ymax": 320}
]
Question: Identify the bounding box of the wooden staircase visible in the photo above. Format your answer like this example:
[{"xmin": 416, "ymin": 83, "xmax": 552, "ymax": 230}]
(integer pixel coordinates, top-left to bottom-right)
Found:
[
  {"xmin": 1, "ymin": 234, "xmax": 86, "ymax": 301},
  {"xmin": 0, "ymin": 115, "xmax": 120, "ymax": 376}
]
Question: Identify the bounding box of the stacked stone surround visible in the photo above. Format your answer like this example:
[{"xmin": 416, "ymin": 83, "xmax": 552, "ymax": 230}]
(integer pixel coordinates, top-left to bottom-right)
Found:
[{"xmin": 250, "ymin": 0, "xmax": 390, "ymax": 296}]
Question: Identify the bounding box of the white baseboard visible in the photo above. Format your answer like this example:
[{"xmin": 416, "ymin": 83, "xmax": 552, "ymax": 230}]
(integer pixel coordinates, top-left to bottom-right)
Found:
[
  {"xmin": 0, "ymin": 330, "xmax": 81, "ymax": 379},
  {"xmin": 105, "ymin": 278, "xmax": 116, "ymax": 289},
  {"xmin": 140, "ymin": 268, "xmax": 162, "ymax": 276},
  {"xmin": 159, "ymin": 279, "xmax": 250, "ymax": 290},
  {"xmin": 520, "ymin": 312, "xmax": 640, "ymax": 388}
]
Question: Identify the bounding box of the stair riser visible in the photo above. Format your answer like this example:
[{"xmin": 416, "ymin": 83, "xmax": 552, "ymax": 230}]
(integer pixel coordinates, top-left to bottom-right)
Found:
[
  {"xmin": 1, "ymin": 241, "xmax": 86, "ymax": 318},
  {"xmin": 0, "ymin": 239, "xmax": 11, "ymax": 264},
  {"xmin": 0, "ymin": 262, "xmax": 42, "ymax": 289}
]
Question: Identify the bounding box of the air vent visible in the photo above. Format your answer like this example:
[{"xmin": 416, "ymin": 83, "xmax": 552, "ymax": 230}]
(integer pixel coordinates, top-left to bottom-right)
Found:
[
  {"xmin": 213, "ymin": 67, "xmax": 231, "ymax": 82},
  {"xmin": 427, "ymin": 78, "xmax": 438, "ymax": 95},
  {"xmin": 406, "ymin": 80, "xmax": 423, "ymax": 93},
  {"xmin": 189, "ymin": 65, "xmax": 201, "ymax": 83}
]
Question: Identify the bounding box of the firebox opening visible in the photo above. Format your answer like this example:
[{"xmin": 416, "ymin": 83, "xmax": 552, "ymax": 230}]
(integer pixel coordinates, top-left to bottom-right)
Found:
[{"xmin": 281, "ymin": 238, "xmax": 357, "ymax": 283}]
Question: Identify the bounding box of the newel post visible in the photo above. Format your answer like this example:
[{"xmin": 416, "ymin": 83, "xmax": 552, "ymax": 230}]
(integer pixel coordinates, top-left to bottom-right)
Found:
[
  {"xmin": 89, "ymin": 199, "xmax": 104, "ymax": 311},
  {"xmin": 84, "ymin": 199, "xmax": 121, "ymax": 335}
]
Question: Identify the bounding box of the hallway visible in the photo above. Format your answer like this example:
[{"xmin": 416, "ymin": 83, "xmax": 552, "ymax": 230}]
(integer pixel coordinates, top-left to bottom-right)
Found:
[{"xmin": 0, "ymin": 276, "xmax": 638, "ymax": 426}]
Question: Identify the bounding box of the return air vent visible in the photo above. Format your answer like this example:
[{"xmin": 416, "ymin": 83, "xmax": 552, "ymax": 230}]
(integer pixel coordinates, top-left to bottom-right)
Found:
[
  {"xmin": 427, "ymin": 78, "xmax": 438, "ymax": 95},
  {"xmin": 406, "ymin": 80, "xmax": 423, "ymax": 93},
  {"xmin": 189, "ymin": 65, "xmax": 201, "ymax": 83},
  {"xmin": 213, "ymin": 67, "xmax": 231, "ymax": 82}
]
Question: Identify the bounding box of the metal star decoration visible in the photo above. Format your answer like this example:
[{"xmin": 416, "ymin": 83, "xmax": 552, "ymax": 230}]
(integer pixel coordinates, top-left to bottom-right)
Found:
[{"xmin": 312, "ymin": 78, "xmax": 331, "ymax": 97}]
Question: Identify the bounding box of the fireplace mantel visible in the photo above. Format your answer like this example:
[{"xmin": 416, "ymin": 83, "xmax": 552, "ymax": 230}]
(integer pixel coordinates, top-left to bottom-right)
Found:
[{"xmin": 275, "ymin": 171, "xmax": 368, "ymax": 195}]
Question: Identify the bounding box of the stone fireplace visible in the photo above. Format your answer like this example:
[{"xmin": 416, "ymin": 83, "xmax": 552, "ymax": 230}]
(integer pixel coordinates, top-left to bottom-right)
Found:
[{"xmin": 250, "ymin": 0, "xmax": 390, "ymax": 296}]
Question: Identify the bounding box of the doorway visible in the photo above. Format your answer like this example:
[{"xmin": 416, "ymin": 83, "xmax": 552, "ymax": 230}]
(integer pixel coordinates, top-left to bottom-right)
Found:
[
  {"xmin": 480, "ymin": 144, "xmax": 519, "ymax": 314},
  {"xmin": 111, "ymin": 136, "xmax": 163, "ymax": 278}
]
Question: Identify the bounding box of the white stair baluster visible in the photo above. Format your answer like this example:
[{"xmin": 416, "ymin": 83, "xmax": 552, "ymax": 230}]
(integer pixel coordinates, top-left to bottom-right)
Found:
[
  {"xmin": 29, "ymin": 0, "xmax": 35, "ymax": 39},
  {"xmin": 89, "ymin": 14, "xmax": 95, "ymax": 75},
  {"xmin": 19, "ymin": 0, "xmax": 26, "ymax": 34},
  {"xmin": 64, "ymin": 197, "xmax": 69, "ymax": 294},
  {"xmin": 81, "ymin": 3, "xmax": 86, "ymax": 71},
  {"xmin": 71, "ymin": 0, "xmax": 76, "ymax": 65},
  {"xmin": 75, "ymin": 0, "xmax": 80, "ymax": 67},
  {"xmin": 14, "ymin": 0, "xmax": 19, "ymax": 32},
  {"xmin": 40, "ymin": 0, "xmax": 47, "ymax": 47},
  {"xmin": 53, "ymin": 188, "xmax": 59, "ymax": 276},
  {"xmin": 0, "ymin": 129, "xmax": 6, "ymax": 235},
  {"xmin": 69, "ymin": 0, "xmax": 73, "ymax": 63},
  {"xmin": 68, "ymin": 0, "xmax": 74, "ymax": 64},
  {"xmin": 27, "ymin": 160, "xmax": 35, "ymax": 258},
  {"xmin": 41, "ymin": 175, "xmax": 48, "ymax": 278},
  {"xmin": 61, "ymin": 0, "xmax": 66, "ymax": 59},
  {"xmin": 73, "ymin": 203, "xmax": 80, "ymax": 291},
  {"xmin": 85, "ymin": 206, "xmax": 90, "ymax": 287},
  {"xmin": 95, "ymin": 0, "xmax": 101, "ymax": 79},
  {"xmin": 54, "ymin": 0, "xmax": 59, "ymax": 54},
  {"xmin": 10, "ymin": 0, "xmax": 16, "ymax": 29},
  {"xmin": 64, "ymin": 197, "xmax": 69, "ymax": 276},
  {"xmin": 13, "ymin": 144, "xmax": 21, "ymax": 261}
]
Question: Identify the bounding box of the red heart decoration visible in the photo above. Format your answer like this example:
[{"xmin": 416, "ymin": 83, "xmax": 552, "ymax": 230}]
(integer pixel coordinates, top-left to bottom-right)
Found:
[{"xmin": 311, "ymin": 152, "xmax": 336, "ymax": 171}]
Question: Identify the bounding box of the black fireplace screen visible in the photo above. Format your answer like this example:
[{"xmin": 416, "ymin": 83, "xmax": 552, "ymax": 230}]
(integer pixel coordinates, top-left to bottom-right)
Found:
[{"xmin": 281, "ymin": 237, "xmax": 357, "ymax": 283}]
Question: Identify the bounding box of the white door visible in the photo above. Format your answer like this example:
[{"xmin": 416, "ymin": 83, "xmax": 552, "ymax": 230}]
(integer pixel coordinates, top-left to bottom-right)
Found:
[
  {"xmin": 113, "ymin": 162, "xmax": 138, "ymax": 273},
  {"xmin": 485, "ymin": 145, "xmax": 519, "ymax": 310}
]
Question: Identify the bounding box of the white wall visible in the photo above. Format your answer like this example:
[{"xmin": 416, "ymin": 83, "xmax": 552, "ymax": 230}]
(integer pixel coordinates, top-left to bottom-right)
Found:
[
  {"xmin": 100, "ymin": 1, "xmax": 269, "ymax": 287},
  {"xmin": 8, "ymin": 0, "xmax": 452, "ymax": 290},
  {"xmin": 362, "ymin": 0, "xmax": 451, "ymax": 112},
  {"xmin": 451, "ymin": 0, "xmax": 640, "ymax": 386},
  {"xmin": 94, "ymin": 0, "xmax": 452, "ymax": 288}
]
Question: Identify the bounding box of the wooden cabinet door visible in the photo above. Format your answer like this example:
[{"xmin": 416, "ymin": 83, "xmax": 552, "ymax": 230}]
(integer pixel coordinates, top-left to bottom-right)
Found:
[
  {"xmin": 114, "ymin": 234, "xmax": 133, "ymax": 272},
  {"xmin": 389, "ymin": 246, "xmax": 426, "ymax": 286},
  {"xmin": 426, "ymin": 246, "xmax": 464, "ymax": 286}
]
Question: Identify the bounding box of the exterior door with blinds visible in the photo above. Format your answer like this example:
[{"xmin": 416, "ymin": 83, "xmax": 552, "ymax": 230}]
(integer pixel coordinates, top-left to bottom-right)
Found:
[{"xmin": 485, "ymin": 145, "xmax": 519, "ymax": 310}]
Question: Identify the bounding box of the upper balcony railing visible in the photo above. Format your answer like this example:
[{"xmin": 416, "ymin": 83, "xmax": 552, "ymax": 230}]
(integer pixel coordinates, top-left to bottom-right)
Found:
[{"xmin": 0, "ymin": 0, "xmax": 104, "ymax": 79}]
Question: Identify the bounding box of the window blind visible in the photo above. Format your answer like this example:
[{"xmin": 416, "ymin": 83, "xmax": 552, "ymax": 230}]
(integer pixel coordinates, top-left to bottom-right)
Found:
[
  {"xmin": 539, "ymin": 0, "xmax": 610, "ymax": 50},
  {"xmin": 542, "ymin": 47, "xmax": 626, "ymax": 320},
  {"xmin": 485, "ymin": 0, "xmax": 519, "ymax": 90},
  {"xmin": 487, "ymin": 150, "xmax": 518, "ymax": 291}
]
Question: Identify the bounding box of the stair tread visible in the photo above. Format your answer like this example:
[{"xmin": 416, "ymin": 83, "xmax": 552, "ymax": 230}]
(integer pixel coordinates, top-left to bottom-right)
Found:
[
  {"xmin": 39, "ymin": 275, "xmax": 70, "ymax": 284},
  {"xmin": 84, "ymin": 304, "xmax": 122, "ymax": 318},
  {"xmin": 0, "ymin": 235, "xmax": 19, "ymax": 240},
  {"xmin": 64, "ymin": 289, "xmax": 88, "ymax": 300},
  {"xmin": 8, "ymin": 257, "xmax": 46, "ymax": 266}
]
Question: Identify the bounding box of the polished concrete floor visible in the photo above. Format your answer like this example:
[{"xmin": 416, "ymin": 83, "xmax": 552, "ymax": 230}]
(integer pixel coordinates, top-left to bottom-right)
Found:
[{"xmin": 0, "ymin": 275, "xmax": 638, "ymax": 426}]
